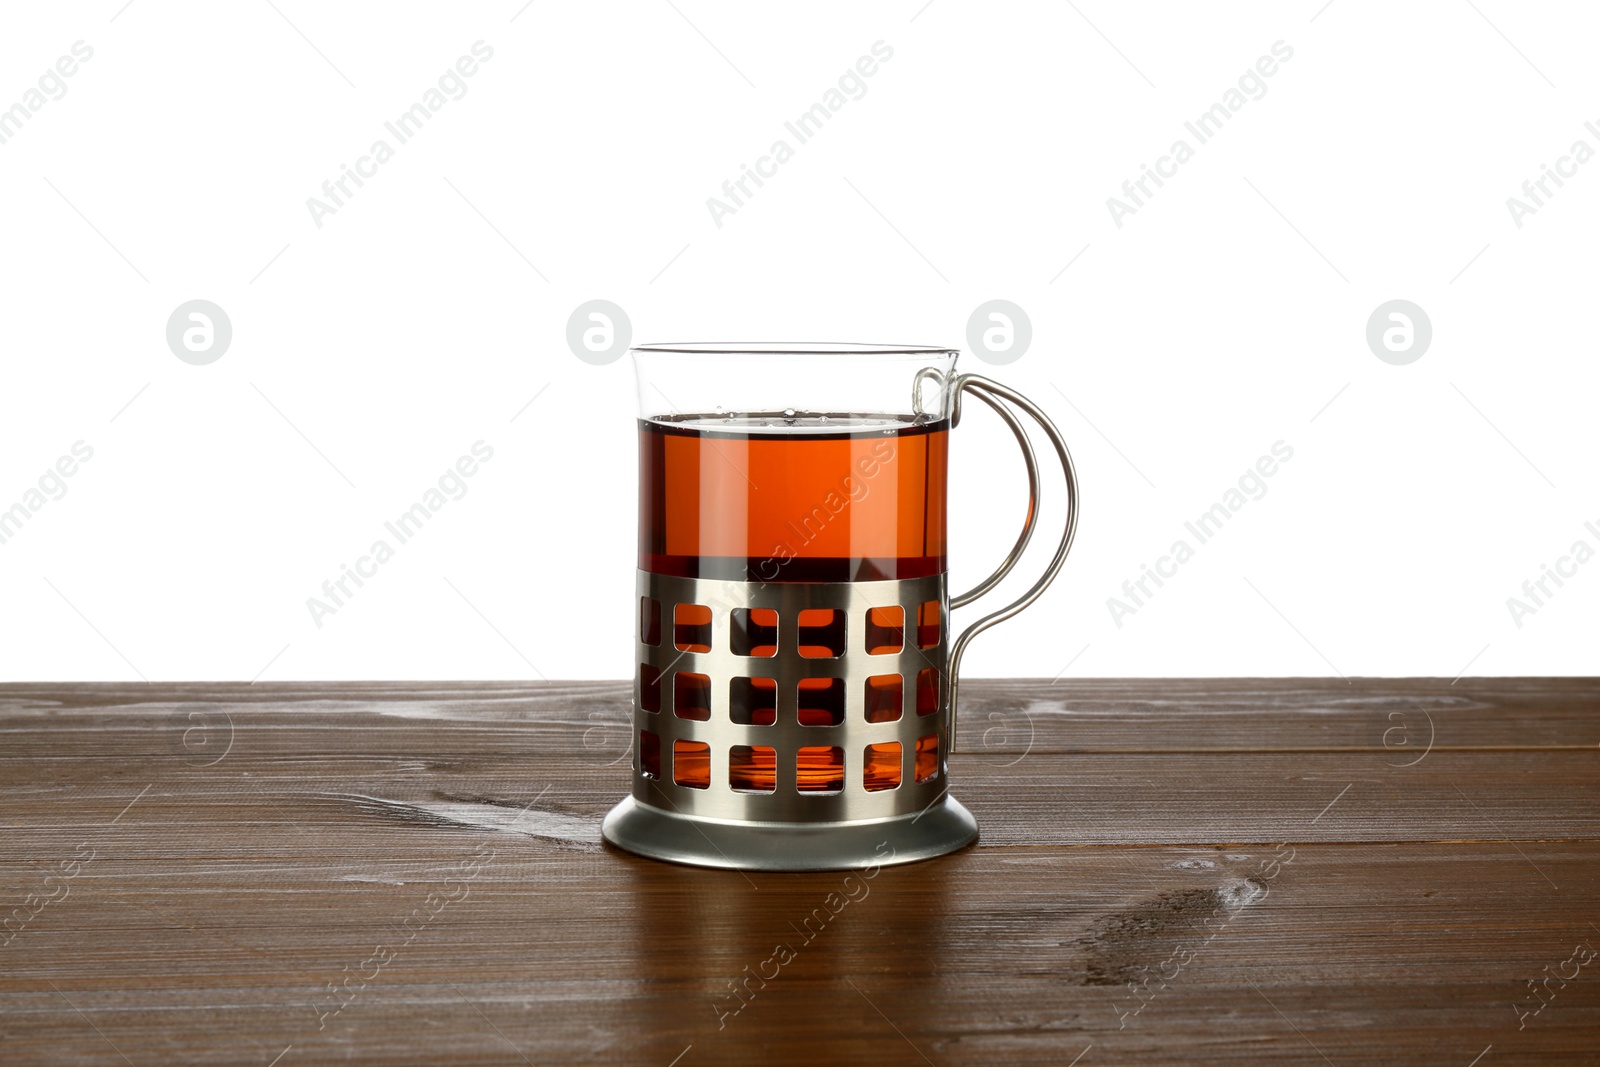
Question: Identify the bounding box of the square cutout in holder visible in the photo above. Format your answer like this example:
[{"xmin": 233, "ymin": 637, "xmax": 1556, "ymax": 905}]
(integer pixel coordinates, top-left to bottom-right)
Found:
[
  {"xmin": 731, "ymin": 608, "xmax": 778, "ymax": 657},
  {"xmin": 798, "ymin": 677, "xmax": 845, "ymax": 726},
  {"xmin": 730, "ymin": 677, "xmax": 777, "ymax": 726},
  {"xmin": 916, "ymin": 600, "xmax": 942, "ymax": 649},
  {"xmin": 674, "ymin": 739, "xmax": 710, "ymax": 789},
  {"xmin": 864, "ymin": 606, "xmax": 904, "ymax": 654},
  {"xmin": 863, "ymin": 741, "xmax": 902, "ymax": 792},
  {"xmin": 673, "ymin": 672, "xmax": 711, "ymax": 720},
  {"xmin": 914, "ymin": 734, "xmax": 939, "ymax": 783},
  {"xmin": 798, "ymin": 608, "xmax": 845, "ymax": 658},
  {"xmin": 639, "ymin": 730, "xmax": 660, "ymax": 779},
  {"xmin": 729, "ymin": 745, "xmax": 776, "ymax": 793},
  {"xmin": 674, "ymin": 604, "xmax": 713, "ymax": 652},
  {"xmin": 638, "ymin": 663, "xmax": 662, "ymax": 714},
  {"xmin": 864, "ymin": 674, "xmax": 903, "ymax": 723},
  {"xmin": 916, "ymin": 668, "xmax": 940, "ymax": 717},
  {"xmin": 640, "ymin": 597, "xmax": 661, "ymax": 646},
  {"xmin": 796, "ymin": 746, "xmax": 844, "ymax": 793}
]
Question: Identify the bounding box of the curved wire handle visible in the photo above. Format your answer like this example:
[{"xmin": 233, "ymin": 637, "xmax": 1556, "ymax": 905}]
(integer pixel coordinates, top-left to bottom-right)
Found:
[{"xmin": 917, "ymin": 370, "xmax": 1080, "ymax": 750}]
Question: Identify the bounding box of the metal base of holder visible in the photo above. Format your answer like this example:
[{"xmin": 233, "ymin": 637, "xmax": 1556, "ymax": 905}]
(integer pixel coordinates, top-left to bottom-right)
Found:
[{"xmin": 601, "ymin": 794, "xmax": 978, "ymax": 872}]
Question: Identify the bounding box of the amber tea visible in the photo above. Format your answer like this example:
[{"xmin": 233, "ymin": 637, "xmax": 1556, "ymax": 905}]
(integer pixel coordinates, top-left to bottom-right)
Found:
[{"xmin": 638, "ymin": 411, "xmax": 948, "ymax": 584}]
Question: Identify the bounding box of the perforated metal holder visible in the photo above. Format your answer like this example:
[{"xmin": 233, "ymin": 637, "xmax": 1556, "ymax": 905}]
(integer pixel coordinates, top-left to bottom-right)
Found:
[
  {"xmin": 603, "ymin": 571, "xmax": 975, "ymax": 870},
  {"xmin": 602, "ymin": 374, "xmax": 1080, "ymax": 871}
]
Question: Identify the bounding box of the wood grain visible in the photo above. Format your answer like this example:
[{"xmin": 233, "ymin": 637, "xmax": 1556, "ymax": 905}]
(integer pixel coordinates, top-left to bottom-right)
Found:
[{"xmin": 1, "ymin": 679, "xmax": 1596, "ymax": 1066}]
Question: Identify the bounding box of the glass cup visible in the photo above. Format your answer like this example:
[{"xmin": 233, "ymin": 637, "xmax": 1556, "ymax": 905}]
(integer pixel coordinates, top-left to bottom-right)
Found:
[{"xmin": 602, "ymin": 343, "xmax": 1078, "ymax": 870}]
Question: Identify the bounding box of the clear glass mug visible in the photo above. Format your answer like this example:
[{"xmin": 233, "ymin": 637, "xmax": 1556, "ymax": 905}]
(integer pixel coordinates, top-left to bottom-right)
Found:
[{"xmin": 601, "ymin": 344, "xmax": 1079, "ymax": 870}]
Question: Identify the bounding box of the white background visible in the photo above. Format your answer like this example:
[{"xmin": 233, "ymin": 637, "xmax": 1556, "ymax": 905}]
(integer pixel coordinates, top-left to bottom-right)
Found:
[{"xmin": 0, "ymin": 1, "xmax": 1594, "ymax": 682}]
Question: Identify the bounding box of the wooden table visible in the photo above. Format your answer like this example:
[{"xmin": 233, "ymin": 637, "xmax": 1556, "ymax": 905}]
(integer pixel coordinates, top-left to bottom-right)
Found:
[{"xmin": 1, "ymin": 679, "xmax": 1596, "ymax": 1065}]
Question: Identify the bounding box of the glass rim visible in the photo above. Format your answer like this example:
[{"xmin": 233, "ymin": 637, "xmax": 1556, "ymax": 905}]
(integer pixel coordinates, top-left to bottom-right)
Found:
[{"xmin": 631, "ymin": 342, "xmax": 958, "ymax": 357}]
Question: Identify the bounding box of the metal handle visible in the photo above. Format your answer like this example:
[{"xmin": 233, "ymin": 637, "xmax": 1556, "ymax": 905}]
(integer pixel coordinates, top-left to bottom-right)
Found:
[{"xmin": 943, "ymin": 373, "xmax": 1080, "ymax": 750}]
